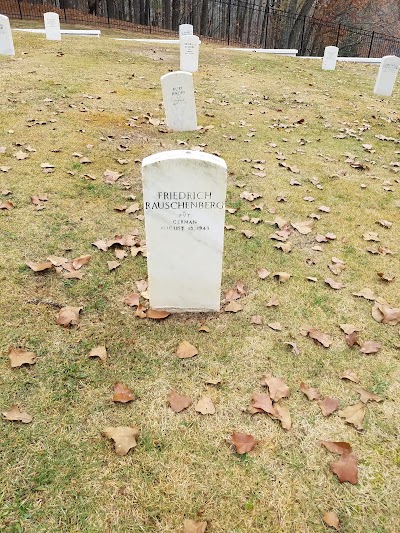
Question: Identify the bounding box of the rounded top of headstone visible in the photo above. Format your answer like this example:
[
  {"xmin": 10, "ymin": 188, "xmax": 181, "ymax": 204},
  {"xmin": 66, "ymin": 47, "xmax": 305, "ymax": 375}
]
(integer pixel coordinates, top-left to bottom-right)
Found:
[{"xmin": 142, "ymin": 150, "xmax": 227, "ymax": 170}]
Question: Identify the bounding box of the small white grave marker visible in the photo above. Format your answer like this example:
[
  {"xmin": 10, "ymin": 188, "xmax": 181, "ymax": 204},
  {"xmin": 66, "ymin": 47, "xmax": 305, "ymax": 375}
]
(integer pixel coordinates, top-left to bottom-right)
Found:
[
  {"xmin": 142, "ymin": 150, "xmax": 227, "ymax": 312},
  {"xmin": 179, "ymin": 24, "xmax": 193, "ymax": 38},
  {"xmin": 180, "ymin": 34, "xmax": 200, "ymax": 72},
  {"xmin": 161, "ymin": 71, "xmax": 197, "ymax": 131},
  {"xmin": 44, "ymin": 12, "xmax": 61, "ymax": 41},
  {"xmin": 0, "ymin": 15, "xmax": 15, "ymax": 56},
  {"xmin": 374, "ymin": 55, "xmax": 400, "ymax": 96},
  {"xmin": 322, "ymin": 46, "xmax": 339, "ymax": 70}
]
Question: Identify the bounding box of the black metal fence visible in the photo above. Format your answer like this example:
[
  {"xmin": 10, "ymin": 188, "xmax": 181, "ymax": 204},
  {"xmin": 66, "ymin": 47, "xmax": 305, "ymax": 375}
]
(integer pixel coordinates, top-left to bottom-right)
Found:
[{"xmin": 1, "ymin": 0, "xmax": 400, "ymax": 57}]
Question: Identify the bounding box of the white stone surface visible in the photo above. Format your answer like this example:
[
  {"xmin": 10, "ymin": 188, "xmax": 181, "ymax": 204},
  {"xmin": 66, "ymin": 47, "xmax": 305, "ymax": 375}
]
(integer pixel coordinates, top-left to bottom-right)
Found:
[
  {"xmin": 44, "ymin": 12, "xmax": 61, "ymax": 41},
  {"xmin": 142, "ymin": 150, "xmax": 227, "ymax": 312},
  {"xmin": 179, "ymin": 24, "xmax": 193, "ymax": 38},
  {"xmin": 161, "ymin": 71, "xmax": 197, "ymax": 131},
  {"xmin": 180, "ymin": 34, "xmax": 200, "ymax": 72},
  {"xmin": 322, "ymin": 46, "xmax": 339, "ymax": 70},
  {"xmin": 374, "ymin": 55, "xmax": 400, "ymax": 96},
  {"xmin": 0, "ymin": 15, "xmax": 15, "ymax": 56},
  {"xmin": 224, "ymin": 47, "xmax": 298, "ymax": 56}
]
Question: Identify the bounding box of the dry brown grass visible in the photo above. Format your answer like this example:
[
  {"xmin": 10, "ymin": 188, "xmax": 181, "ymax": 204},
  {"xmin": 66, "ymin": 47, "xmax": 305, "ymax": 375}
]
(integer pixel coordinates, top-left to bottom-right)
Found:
[{"xmin": 0, "ymin": 27, "xmax": 399, "ymax": 532}]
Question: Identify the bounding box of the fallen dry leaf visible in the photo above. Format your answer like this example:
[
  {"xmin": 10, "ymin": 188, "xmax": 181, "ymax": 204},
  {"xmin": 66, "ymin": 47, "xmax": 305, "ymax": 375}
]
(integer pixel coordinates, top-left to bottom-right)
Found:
[
  {"xmin": 135, "ymin": 304, "xmax": 147, "ymax": 319},
  {"xmin": 107, "ymin": 261, "xmax": 120, "ymax": 271},
  {"xmin": 102, "ymin": 426, "xmax": 139, "ymax": 455},
  {"xmin": 377, "ymin": 272, "xmax": 395, "ymax": 282},
  {"xmin": 263, "ymin": 375, "xmax": 290, "ymax": 401},
  {"xmin": 92, "ymin": 239, "xmax": 108, "ymax": 251},
  {"xmin": 8, "ymin": 347, "xmax": 36, "ymax": 368},
  {"xmin": 135, "ymin": 279, "xmax": 148, "ymax": 292},
  {"xmin": 345, "ymin": 331, "xmax": 360, "ymax": 347},
  {"xmin": 339, "ymin": 369, "xmax": 359, "ymax": 383},
  {"xmin": 330, "ymin": 452, "xmax": 358, "ymax": 484},
  {"xmin": 266, "ymin": 297, "xmax": 279, "ymax": 307},
  {"xmin": 26, "ymin": 261, "xmax": 53, "ymax": 272},
  {"xmin": 321, "ymin": 441, "xmax": 352, "ymax": 455},
  {"xmin": 323, "ymin": 511, "xmax": 340, "ymax": 531},
  {"xmin": 225, "ymin": 300, "xmax": 243, "ymax": 313},
  {"xmin": 113, "ymin": 382, "xmax": 136, "ymax": 403},
  {"xmin": 251, "ymin": 315, "xmax": 263, "ymax": 325},
  {"xmin": 231, "ymin": 431, "xmax": 259, "ymax": 454},
  {"xmin": 307, "ymin": 327, "xmax": 332, "ymax": 348},
  {"xmin": 251, "ymin": 392, "xmax": 277, "ymax": 415},
  {"xmin": 168, "ymin": 390, "xmax": 192, "ymax": 412},
  {"xmin": 267, "ymin": 322, "xmax": 283, "ymax": 331},
  {"xmin": 56, "ymin": 306, "xmax": 82, "ymax": 327},
  {"xmin": 2, "ymin": 404, "xmax": 32, "ymax": 423},
  {"xmin": 355, "ymin": 387, "xmax": 383, "ymax": 403},
  {"xmin": 146, "ymin": 309, "xmax": 170, "ymax": 319},
  {"xmin": 195, "ymin": 396, "xmax": 215, "ymax": 415},
  {"xmin": 183, "ymin": 519, "xmax": 208, "ymax": 533},
  {"xmin": 273, "ymin": 272, "xmax": 291, "ymax": 282},
  {"xmin": 360, "ymin": 340, "xmax": 382, "ymax": 354},
  {"xmin": 363, "ymin": 231, "xmax": 380, "ymax": 242},
  {"xmin": 0, "ymin": 200, "xmax": 14, "ymax": 210},
  {"xmin": 285, "ymin": 341, "xmax": 300, "ymax": 355},
  {"xmin": 300, "ymin": 382, "xmax": 320, "ymax": 401},
  {"xmin": 325, "ymin": 278, "xmax": 344, "ymax": 290},
  {"xmin": 124, "ymin": 293, "xmax": 140, "ymax": 307},
  {"xmin": 71, "ymin": 255, "xmax": 91, "ymax": 270},
  {"xmin": 318, "ymin": 397, "xmax": 339, "ymax": 416},
  {"xmin": 176, "ymin": 341, "xmax": 198, "ymax": 359},
  {"xmin": 274, "ymin": 403, "xmax": 292, "ymax": 430},
  {"xmin": 372, "ymin": 302, "xmax": 400, "ymax": 325},
  {"xmin": 291, "ymin": 220, "xmax": 313, "ymax": 234},
  {"xmin": 353, "ymin": 288, "xmax": 377, "ymax": 301},
  {"xmin": 339, "ymin": 324, "xmax": 359, "ymax": 335},
  {"xmin": 88, "ymin": 345, "xmax": 107, "ymax": 362},
  {"xmin": 257, "ymin": 268, "xmax": 270, "ymax": 279},
  {"xmin": 338, "ymin": 402, "xmax": 365, "ymax": 430}
]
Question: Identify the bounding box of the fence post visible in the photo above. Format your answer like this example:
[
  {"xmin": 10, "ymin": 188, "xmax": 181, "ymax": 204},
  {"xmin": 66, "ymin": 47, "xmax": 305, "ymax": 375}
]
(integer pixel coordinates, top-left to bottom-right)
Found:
[
  {"xmin": 299, "ymin": 15, "xmax": 306, "ymax": 55},
  {"xmin": 335, "ymin": 23, "xmax": 341, "ymax": 47},
  {"xmin": 148, "ymin": 2, "xmax": 151, "ymax": 34},
  {"xmin": 368, "ymin": 31, "xmax": 375, "ymax": 58},
  {"xmin": 227, "ymin": 0, "xmax": 232, "ymax": 45},
  {"xmin": 17, "ymin": 0, "xmax": 23, "ymax": 19}
]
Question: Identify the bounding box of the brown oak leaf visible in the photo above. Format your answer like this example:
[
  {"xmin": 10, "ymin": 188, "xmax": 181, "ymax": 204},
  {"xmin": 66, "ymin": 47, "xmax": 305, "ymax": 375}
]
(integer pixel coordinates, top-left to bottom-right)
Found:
[
  {"xmin": 231, "ymin": 431, "xmax": 259, "ymax": 454},
  {"xmin": 195, "ymin": 396, "xmax": 215, "ymax": 415},
  {"xmin": 72, "ymin": 255, "xmax": 91, "ymax": 269},
  {"xmin": 307, "ymin": 327, "xmax": 332, "ymax": 348},
  {"xmin": 56, "ymin": 306, "xmax": 82, "ymax": 327},
  {"xmin": 338, "ymin": 402, "xmax": 365, "ymax": 430},
  {"xmin": 26, "ymin": 261, "xmax": 53, "ymax": 272},
  {"xmin": 300, "ymin": 382, "xmax": 320, "ymax": 401},
  {"xmin": 176, "ymin": 341, "xmax": 198, "ymax": 359},
  {"xmin": 183, "ymin": 519, "xmax": 208, "ymax": 533},
  {"xmin": 113, "ymin": 382, "xmax": 136, "ymax": 403},
  {"xmin": 263, "ymin": 375, "xmax": 290, "ymax": 401},
  {"xmin": 88, "ymin": 345, "xmax": 107, "ymax": 362},
  {"xmin": 146, "ymin": 309, "xmax": 170, "ymax": 319},
  {"xmin": 323, "ymin": 511, "xmax": 340, "ymax": 531},
  {"xmin": 168, "ymin": 390, "xmax": 192, "ymax": 412},
  {"xmin": 2, "ymin": 404, "xmax": 32, "ymax": 423},
  {"xmin": 8, "ymin": 347, "xmax": 36, "ymax": 368},
  {"xmin": 355, "ymin": 387, "xmax": 383, "ymax": 403},
  {"xmin": 330, "ymin": 452, "xmax": 358, "ymax": 484},
  {"xmin": 102, "ymin": 426, "xmax": 139, "ymax": 455},
  {"xmin": 360, "ymin": 340, "xmax": 381, "ymax": 354},
  {"xmin": 318, "ymin": 397, "xmax": 339, "ymax": 416}
]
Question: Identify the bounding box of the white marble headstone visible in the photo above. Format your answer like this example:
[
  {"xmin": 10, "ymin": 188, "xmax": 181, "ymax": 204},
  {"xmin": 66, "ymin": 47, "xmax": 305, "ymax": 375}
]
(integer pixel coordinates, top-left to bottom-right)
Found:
[
  {"xmin": 374, "ymin": 55, "xmax": 400, "ymax": 97},
  {"xmin": 161, "ymin": 71, "xmax": 197, "ymax": 131},
  {"xmin": 180, "ymin": 35, "xmax": 200, "ymax": 72},
  {"xmin": 0, "ymin": 15, "xmax": 15, "ymax": 56},
  {"xmin": 322, "ymin": 46, "xmax": 339, "ymax": 70},
  {"xmin": 142, "ymin": 150, "xmax": 227, "ymax": 312},
  {"xmin": 179, "ymin": 24, "xmax": 193, "ymax": 38},
  {"xmin": 44, "ymin": 12, "xmax": 61, "ymax": 41}
]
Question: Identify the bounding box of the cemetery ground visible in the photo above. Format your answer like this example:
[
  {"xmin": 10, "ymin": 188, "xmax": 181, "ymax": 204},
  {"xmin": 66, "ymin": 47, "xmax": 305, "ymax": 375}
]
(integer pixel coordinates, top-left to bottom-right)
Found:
[{"xmin": 1, "ymin": 27, "xmax": 399, "ymax": 533}]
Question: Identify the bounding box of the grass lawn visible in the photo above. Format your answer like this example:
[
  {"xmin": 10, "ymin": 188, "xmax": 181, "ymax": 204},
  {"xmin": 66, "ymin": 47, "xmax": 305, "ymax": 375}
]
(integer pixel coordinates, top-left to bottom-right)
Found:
[{"xmin": 0, "ymin": 25, "xmax": 399, "ymax": 532}]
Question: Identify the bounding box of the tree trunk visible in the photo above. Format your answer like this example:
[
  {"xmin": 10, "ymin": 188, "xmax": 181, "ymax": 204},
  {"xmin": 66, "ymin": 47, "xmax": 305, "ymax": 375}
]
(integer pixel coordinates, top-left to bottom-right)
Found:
[{"xmin": 200, "ymin": 0, "xmax": 208, "ymax": 36}]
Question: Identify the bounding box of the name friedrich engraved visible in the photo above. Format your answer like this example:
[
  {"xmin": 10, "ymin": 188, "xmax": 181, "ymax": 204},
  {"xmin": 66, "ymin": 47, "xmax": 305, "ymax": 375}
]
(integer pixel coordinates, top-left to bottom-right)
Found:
[{"xmin": 145, "ymin": 191, "xmax": 225, "ymax": 210}]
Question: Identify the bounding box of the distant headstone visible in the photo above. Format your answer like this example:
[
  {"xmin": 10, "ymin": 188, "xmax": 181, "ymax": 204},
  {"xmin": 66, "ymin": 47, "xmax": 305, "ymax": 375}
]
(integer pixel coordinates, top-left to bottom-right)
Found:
[
  {"xmin": 179, "ymin": 24, "xmax": 193, "ymax": 38},
  {"xmin": 161, "ymin": 71, "xmax": 197, "ymax": 131},
  {"xmin": 180, "ymin": 35, "xmax": 200, "ymax": 72},
  {"xmin": 0, "ymin": 14, "xmax": 15, "ymax": 56},
  {"xmin": 142, "ymin": 150, "xmax": 227, "ymax": 312},
  {"xmin": 322, "ymin": 46, "xmax": 339, "ymax": 70},
  {"xmin": 44, "ymin": 12, "xmax": 61, "ymax": 41},
  {"xmin": 374, "ymin": 55, "xmax": 400, "ymax": 96}
]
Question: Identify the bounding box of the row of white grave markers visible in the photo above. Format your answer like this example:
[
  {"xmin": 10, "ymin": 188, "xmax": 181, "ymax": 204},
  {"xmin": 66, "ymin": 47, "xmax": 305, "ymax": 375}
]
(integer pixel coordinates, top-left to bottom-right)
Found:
[
  {"xmin": 321, "ymin": 45, "xmax": 399, "ymax": 96},
  {"xmin": 180, "ymin": 34, "xmax": 200, "ymax": 72},
  {"xmin": 161, "ymin": 71, "xmax": 197, "ymax": 131},
  {"xmin": 0, "ymin": 14, "xmax": 14, "ymax": 55}
]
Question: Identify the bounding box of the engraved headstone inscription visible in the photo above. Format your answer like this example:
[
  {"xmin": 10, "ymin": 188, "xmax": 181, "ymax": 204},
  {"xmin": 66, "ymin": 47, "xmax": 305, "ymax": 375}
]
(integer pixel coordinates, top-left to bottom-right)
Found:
[
  {"xmin": 0, "ymin": 15, "xmax": 15, "ymax": 56},
  {"xmin": 180, "ymin": 34, "xmax": 200, "ymax": 73},
  {"xmin": 142, "ymin": 150, "xmax": 227, "ymax": 312},
  {"xmin": 322, "ymin": 46, "xmax": 339, "ymax": 71},
  {"xmin": 374, "ymin": 55, "xmax": 400, "ymax": 97},
  {"xmin": 44, "ymin": 12, "xmax": 61, "ymax": 41},
  {"xmin": 179, "ymin": 24, "xmax": 193, "ymax": 38},
  {"xmin": 161, "ymin": 71, "xmax": 197, "ymax": 131}
]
